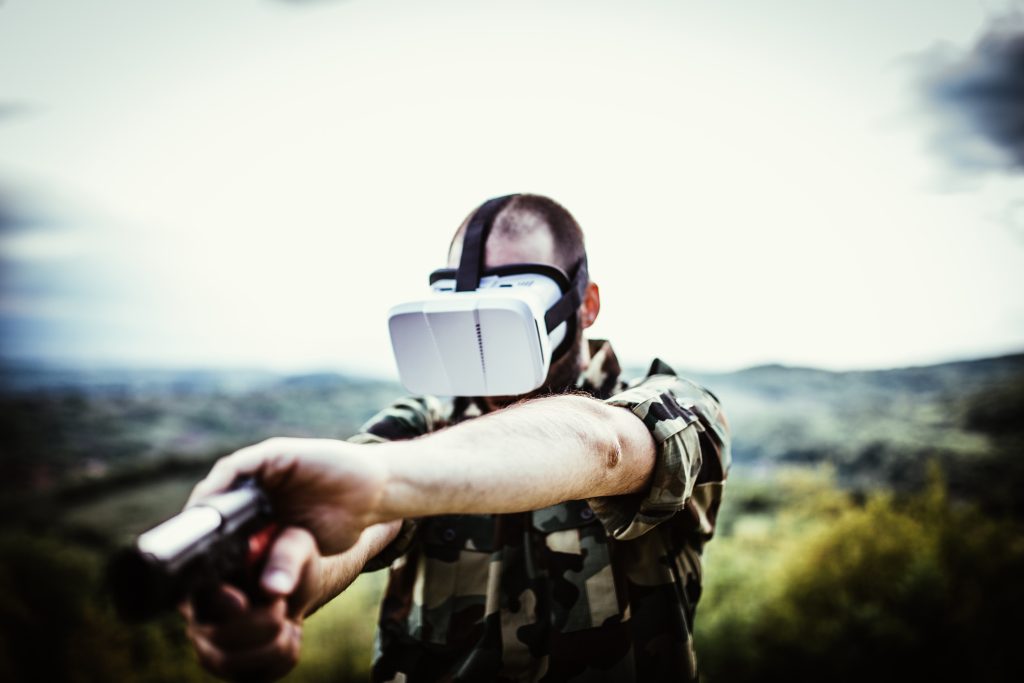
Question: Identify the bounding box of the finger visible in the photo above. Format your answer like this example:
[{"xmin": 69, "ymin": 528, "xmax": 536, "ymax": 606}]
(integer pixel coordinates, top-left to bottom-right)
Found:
[
  {"xmin": 178, "ymin": 598, "xmax": 193, "ymax": 621},
  {"xmin": 186, "ymin": 452, "xmax": 255, "ymax": 506},
  {"xmin": 215, "ymin": 620, "xmax": 304, "ymax": 682},
  {"xmin": 186, "ymin": 442, "xmax": 276, "ymax": 506},
  {"xmin": 189, "ymin": 583, "xmax": 249, "ymax": 624},
  {"xmin": 191, "ymin": 598, "xmax": 288, "ymax": 652},
  {"xmin": 186, "ymin": 438, "xmax": 311, "ymax": 507},
  {"xmin": 260, "ymin": 526, "xmax": 318, "ymax": 598},
  {"xmin": 190, "ymin": 625, "xmax": 230, "ymax": 678}
]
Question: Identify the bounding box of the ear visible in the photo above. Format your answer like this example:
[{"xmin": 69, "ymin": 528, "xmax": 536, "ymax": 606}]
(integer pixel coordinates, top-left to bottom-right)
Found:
[{"xmin": 580, "ymin": 281, "xmax": 600, "ymax": 329}]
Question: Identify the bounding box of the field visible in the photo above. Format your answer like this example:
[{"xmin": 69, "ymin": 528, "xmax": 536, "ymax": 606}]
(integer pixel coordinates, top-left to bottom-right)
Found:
[{"xmin": 1, "ymin": 355, "xmax": 1022, "ymax": 681}]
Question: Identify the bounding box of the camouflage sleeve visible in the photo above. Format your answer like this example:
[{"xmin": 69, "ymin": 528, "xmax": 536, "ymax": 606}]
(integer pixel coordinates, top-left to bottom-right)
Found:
[
  {"xmin": 347, "ymin": 395, "xmax": 448, "ymax": 572},
  {"xmin": 348, "ymin": 395, "xmax": 448, "ymax": 443},
  {"xmin": 587, "ymin": 359, "xmax": 731, "ymax": 541}
]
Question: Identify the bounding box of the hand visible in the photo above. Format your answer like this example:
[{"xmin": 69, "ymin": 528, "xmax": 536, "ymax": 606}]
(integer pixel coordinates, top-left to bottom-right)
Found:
[
  {"xmin": 181, "ymin": 526, "xmax": 321, "ymax": 682},
  {"xmin": 188, "ymin": 437, "xmax": 389, "ymax": 554}
]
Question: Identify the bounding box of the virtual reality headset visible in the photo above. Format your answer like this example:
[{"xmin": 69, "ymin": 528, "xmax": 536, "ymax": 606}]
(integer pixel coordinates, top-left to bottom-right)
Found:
[{"xmin": 388, "ymin": 194, "xmax": 589, "ymax": 397}]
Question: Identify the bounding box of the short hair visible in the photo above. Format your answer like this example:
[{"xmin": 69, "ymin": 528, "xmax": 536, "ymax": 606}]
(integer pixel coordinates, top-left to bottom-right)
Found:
[{"xmin": 449, "ymin": 194, "xmax": 587, "ymax": 277}]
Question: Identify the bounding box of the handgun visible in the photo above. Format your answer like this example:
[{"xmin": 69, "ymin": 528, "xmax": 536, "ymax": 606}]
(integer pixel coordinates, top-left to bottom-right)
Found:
[{"xmin": 107, "ymin": 477, "xmax": 277, "ymax": 621}]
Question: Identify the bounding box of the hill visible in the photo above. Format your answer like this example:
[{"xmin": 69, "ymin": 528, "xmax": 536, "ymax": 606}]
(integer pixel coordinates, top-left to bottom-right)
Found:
[
  {"xmin": 0, "ymin": 361, "xmax": 405, "ymax": 492},
  {"xmin": 685, "ymin": 354, "xmax": 1024, "ymax": 493},
  {"xmin": 2, "ymin": 352, "xmax": 1022, "ymax": 500},
  {"xmin": 1, "ymin": 353, "xmax": 1022, "ymax": 681}
]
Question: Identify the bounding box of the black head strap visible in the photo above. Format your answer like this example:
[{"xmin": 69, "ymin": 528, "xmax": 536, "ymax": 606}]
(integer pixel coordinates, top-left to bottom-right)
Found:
[
  {"xmin": 544, "ymin": 256, "xmax": 588, "ymax": 333},
  {"xmin": 455, "ymin": 194, "xmax": 518, "ymax": 292},
  {"xmin": 453, "ymin": 193, "xmax": 589, "ymax": 361},
  {"xmin": 543, "ymin": 255, "xmax": 589, "ymax": 360}
]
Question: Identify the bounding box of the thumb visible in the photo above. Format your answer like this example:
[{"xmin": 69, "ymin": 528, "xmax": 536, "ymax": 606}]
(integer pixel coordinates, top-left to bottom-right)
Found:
[{"xmin": 260, "ymin": 526, "xmax": 318, "ymax": 598}]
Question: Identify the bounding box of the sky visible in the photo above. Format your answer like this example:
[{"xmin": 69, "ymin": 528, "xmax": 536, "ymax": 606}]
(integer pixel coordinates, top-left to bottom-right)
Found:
[{"xmin": 1, "ymin": 0, "xmax": 1022, "ymax": 378}]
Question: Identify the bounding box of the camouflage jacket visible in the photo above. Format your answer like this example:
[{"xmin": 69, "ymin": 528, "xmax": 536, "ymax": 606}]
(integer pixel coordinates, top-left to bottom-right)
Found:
[{"xmin": 348, "ymin": 340, "xmax": 731, "ymax": 682}]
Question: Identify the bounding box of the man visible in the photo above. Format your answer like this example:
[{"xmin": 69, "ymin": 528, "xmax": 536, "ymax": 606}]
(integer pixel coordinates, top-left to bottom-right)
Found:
[{"xmin": 183, "ymin": 194, "xmax": 730, "ymax": 682}]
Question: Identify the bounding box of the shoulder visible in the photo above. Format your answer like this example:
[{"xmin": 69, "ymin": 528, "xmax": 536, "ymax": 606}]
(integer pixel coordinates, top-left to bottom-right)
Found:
[
  {"xmin": 609, "ymin": 356, "xmax": 731, "ymax": 454},
  {"xmin": 615, "ymin": 358, "xmax": 721, "ymax": 411}
]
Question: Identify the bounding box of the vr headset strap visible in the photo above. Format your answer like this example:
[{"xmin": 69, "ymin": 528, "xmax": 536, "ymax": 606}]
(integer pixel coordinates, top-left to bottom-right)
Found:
[
  {"xmin": 455, "ymin": 194, "xmax": 517, "ymax": 292},
  {"xmin": 544, "ymin": 257, "xmax": 589, "ymax": 333},
  {"xmin": 455, "ymin": 193, "xmax": 588, "ymax": 360}
]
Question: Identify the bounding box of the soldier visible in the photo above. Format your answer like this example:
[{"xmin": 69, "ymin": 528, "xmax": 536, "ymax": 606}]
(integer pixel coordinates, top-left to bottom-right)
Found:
[{"xmin": 182, "ymin": 194, "xmax": 731, "ymax": 682}]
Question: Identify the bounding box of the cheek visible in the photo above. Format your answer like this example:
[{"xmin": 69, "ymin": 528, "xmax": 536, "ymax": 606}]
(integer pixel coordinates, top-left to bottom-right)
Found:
[{"xmin": 547, "ymin": 327, "xmax": 584, "ymax": 385}]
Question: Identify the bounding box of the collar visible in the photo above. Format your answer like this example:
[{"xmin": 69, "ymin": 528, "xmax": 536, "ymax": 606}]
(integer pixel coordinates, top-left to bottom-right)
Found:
[{"xmin": 576, "ymin": 338, "xmax": 623, "ymax": 400}]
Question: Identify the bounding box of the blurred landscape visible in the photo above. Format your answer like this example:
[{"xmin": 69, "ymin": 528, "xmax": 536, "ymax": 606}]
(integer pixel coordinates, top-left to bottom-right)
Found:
[
  {"xmin": 1, "ymin": 353, "xmax": 1022, "ymax": 681},
  {"xmin": 2, "ymin": 1, "xmax": 1021, "ymax": 680}
]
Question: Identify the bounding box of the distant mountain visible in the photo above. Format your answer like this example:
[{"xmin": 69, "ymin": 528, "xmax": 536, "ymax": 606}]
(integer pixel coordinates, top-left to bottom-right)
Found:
[
  {"xmin": 0, "ymin": 360, "xmax": 284, "ymax": 396},
  {"xmin": 683, "ymin": 353, "xmax": 1024, "ymax": 492},
  {"xmin": 1, "ymin": 353, "xmax": 1021, "ymax": 495},
  {"xmin": 693, "ymin": 353, "xmax": 1024, "ymax": 399},
  {"xmin": 0, "ymin": 363, "xmax": 404, "ymax": 491}
]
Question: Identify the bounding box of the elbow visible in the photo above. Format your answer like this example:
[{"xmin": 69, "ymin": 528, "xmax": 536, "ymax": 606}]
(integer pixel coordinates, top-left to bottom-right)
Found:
[
  {"xmin": 602, "ymin": 424, "xmax": 624, "ymax": 471},
  {"xmin": 569, "ymin": 396, "xmax": 622, "ymax": 469},
  {"xmin": 579, "ymin": 398, "xmax": 652, "ymax": 495},
  {"xmin": 594, "ymin": 409, "xmax": 629, "ymax": 493},
  {"xmin": 605, "ymin": 402, "xmax": 656, "ymax": 495}
]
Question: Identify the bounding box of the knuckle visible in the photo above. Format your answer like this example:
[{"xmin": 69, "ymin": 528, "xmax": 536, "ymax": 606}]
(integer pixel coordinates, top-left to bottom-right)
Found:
[
  {"xmin": 195, "ymin": 643, "xmax": 224, "ymax": 675},
  {"xmin": 282, "ymin": 624, "xmax": 302, "ymax": 666},
  {"xmin": 284, "ymin": 525, "xmax": 316, "ymax": 551},
  {"xmin": 253, "ymin": 620, "xmax": 286, "ymax": 650},
  {"xmin": 274, "ymin": 620, "xmax": 296, "ymax": 651}
]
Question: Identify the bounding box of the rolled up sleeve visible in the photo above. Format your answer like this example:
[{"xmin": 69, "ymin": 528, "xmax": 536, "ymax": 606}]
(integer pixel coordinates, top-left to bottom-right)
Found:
[{"xmin": 587, "ymin": 364, "xmax": 730, "ymax": 541}]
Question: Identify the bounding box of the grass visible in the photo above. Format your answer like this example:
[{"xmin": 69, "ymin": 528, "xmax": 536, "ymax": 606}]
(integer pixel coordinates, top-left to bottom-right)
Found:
[
  {"xmin": 0, "ymin": 468, "xmax": 391, "ymax": 681},
  {"xmin": 60, "ymin": 475, "xmax": 199, "ymax": 546},
  {"xmin": 3, "ymin": 458, "xmax": 1023, "ymax": 681},
  {"xmin": 288, "ymin": 571, "xmax": 387, "ymax": 681}
]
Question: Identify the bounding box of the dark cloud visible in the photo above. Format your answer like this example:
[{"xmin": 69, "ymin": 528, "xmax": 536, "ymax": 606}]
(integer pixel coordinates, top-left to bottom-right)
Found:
[
  {"xmin": 0, "ymin": 102, "xmax": 38, "ymax": 122},
  {"xmin": 0, "ymin": 189, "xmax": 26, "ymax": 234},
  {"xmin": 920, "ymin": 16, "xmax": 1024, "ymax": 172},
  {"xmin": 0, "ymin": 186, "xmax": 47, "ymax": 235}
]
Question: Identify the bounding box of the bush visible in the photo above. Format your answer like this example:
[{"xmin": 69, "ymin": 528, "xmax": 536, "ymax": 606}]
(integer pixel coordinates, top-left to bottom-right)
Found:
[
  {"xmin": 0, "ymin": 532, "xmax": 208, "ymax": 683},
  {"xmin": 696, "ymin": 468, "xmax": 1024, "ymax": 682},
  {"xmin": 0, "ymin": 527, "xmax": 386, "ymax": 682}
]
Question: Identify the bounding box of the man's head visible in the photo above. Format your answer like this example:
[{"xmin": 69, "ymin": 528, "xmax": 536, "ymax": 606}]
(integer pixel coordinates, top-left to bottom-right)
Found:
[
  {"xmin": 447, "ymin": 194, "xmax": 601, "ymax": 404},
  {"xmin": 447, "ymin": 194, "xmax": 588, "ymax": 279}
]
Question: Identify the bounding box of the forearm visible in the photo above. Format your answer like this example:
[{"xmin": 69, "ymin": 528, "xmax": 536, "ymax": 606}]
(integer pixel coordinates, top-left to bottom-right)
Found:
[
  {"xmin": 188, "ymin": 396, "xmax": 655, "ymax": 557},
  {"xmin": 370, "ymin": 395, "xmax": 655, "ymax": 522},
  {"xmin": 306, "ymin": 520, "xmax": 401, "ymax": 616}
]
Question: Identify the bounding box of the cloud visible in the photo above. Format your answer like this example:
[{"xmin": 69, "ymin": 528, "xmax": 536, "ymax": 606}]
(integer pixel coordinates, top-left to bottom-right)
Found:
[
  {"xmin": 0, "ymin": 196, "xmax": 16, "ymax": 235},
  {"xmin": 0, "ymin": 188, "xmax": 35, "ymax": 235},
  {"xmin": 919, "ymin": 15, "xmax": 1024, "ymax": 173},
  {"xmin": 0, "ymin": 184, "xmax": 50, "ymax": 236},
  {"xmin": 0, "ymin": 102, "xmax": 38, "ymax": 123}
]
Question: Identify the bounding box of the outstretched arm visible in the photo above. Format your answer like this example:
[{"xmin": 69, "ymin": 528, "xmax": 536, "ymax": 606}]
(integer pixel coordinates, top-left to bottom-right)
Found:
[
  {"xmin": 376, "ymin": 394, "xmax": 655, "ymax": 519},
  {"xmin": 188, "ymin": 394, "xmax": 657, "ymax": 554}
]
